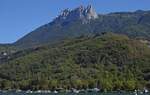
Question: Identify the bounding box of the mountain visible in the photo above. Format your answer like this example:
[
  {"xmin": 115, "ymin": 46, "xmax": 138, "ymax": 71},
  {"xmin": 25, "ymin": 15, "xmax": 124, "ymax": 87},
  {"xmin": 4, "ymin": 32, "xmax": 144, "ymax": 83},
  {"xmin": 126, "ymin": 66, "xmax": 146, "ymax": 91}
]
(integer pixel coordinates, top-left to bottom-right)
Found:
[
  {"xmin": 1, "ymin": 33, "xmax": 150, "ymax": 90},
  {"xmin": 14, "ymin": 5, "xmax": 150, "ymax": 48},
  {"xmin": 0, "ymin": 5, "xmax": 150, "ymax": 91},
  {"xmin": 14, "ymin": 5, "xmax": 98, "ymax": 48}
]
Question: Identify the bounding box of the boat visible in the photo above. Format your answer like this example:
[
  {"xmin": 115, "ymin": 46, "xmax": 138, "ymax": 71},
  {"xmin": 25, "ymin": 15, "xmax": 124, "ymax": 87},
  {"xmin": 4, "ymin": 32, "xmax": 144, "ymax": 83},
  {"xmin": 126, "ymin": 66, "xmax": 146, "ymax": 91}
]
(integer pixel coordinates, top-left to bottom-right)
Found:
[
  {"xmin": 134, "ymin": 90, "xmax": 137, "ymax": 95},
  {"xmin": 93, "ymin": 88, "xmax": 100, "ymax": 92},
  {"xmin": 54, "ymin": 90, "xmax": 58, "ymax": 93},
  {"xmin": 16, "ymin": 89, "xmax": 22, "ymax": 93},
  {"xmin": 144, "ymin": 88, "xmax": 149, "ymax": 93},
  {"xmin": 26, "ymin": 90, "xmax": 33, "ymax": 93},
  {"xmin": 72, "ymin": 88, "xmax": 80, "ymax": 93},
  {"xmin": 87, "ymin": 88, "xmax": 100, "ymax": 92},
  {"xmin": 35, "ymin": 90, "xmax": 41, "ymax": 93}
]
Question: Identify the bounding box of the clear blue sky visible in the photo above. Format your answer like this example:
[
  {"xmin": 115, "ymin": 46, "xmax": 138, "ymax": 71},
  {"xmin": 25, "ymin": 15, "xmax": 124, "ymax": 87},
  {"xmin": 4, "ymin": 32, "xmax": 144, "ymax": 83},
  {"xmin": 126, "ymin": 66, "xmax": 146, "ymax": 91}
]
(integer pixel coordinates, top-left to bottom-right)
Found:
[{"xmin": 0, "ymin": 0, "xmax": 150, "ymax": 43}]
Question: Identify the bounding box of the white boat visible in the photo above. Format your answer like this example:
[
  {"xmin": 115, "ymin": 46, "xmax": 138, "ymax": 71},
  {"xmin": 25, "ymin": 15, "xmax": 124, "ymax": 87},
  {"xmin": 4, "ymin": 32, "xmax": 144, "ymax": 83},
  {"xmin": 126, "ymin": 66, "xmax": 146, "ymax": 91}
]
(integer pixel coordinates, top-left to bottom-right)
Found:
[
  {"xmin": 72, "ymin": 88, "xmax": 80, "ymax": 93},
  {"xmin": 73, "ymin": 90, "xmax": 79, "ymax": 93},
  {"xmin": 26, "ymin": 90, "xmax": 33, "ymax": 93},
  {"xmin": 54, "ymin": 90, "xmax": 58, "ymax": 93},
  {"xmin": 144, "ymin": 88, "xmax": 149, "ymax": 93},
  {"xmin": 35, "ymin": 90, "xmax": 41, "ymax": 93},
  {"xmin": 134, "ymin": 90, "xmax": 137, "ymax": 95},
  {"xmin": 16, "ymin": 89, "xmax": 22, "ymax": 92},
  {"xmin": 93, "ymin": 88, "xmax": 100, "ymax": 92},
  {"xmin": 46, "ymin": 90, "xmax": 51, "ymax": 93},
  {"xmin": 34, "ymin": 90, "xmax": 51, "ymax": 93}
]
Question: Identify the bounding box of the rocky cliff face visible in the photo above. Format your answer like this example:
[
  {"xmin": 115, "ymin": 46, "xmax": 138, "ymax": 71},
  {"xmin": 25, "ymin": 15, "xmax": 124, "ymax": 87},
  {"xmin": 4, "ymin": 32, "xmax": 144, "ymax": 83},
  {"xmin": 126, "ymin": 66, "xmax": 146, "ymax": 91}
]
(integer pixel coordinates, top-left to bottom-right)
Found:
[{"xmin": 55, "ymin": 5, "xmax": 98, "ymax": 23}]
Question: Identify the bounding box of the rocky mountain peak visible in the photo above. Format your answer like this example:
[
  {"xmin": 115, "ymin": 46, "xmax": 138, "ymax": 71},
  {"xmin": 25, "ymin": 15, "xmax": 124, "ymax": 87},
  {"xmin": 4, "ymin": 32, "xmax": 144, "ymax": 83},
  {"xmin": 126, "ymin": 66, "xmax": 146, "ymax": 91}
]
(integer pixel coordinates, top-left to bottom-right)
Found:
[
  {"xmin": 60, "ymin": 8, "xmax": 70, "ymax": 19},
  {"xmin": 85, "ymin": 5, "xmax": 98, "ymax": 19},
  {"xmin": 55, "ymin": 5, "xmax": 98, "ymax": 23}
]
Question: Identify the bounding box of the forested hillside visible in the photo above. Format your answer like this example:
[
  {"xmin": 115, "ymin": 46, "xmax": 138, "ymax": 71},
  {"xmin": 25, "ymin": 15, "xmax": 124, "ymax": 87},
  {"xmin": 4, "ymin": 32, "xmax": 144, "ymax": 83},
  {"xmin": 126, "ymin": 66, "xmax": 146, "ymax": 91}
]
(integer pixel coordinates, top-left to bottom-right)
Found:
[{"xmin": 0, "ymin": 33, "xmax": 150, "ymax": 91}]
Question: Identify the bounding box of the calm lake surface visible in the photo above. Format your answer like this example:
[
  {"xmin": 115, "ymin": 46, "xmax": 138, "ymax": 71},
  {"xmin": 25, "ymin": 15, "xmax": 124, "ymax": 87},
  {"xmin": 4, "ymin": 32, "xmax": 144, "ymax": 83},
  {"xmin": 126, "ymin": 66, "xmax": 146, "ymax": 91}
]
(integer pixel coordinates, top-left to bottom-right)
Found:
[{"xmin": 0, "ymin": 92, "xmax": 149, "ymax": 95}]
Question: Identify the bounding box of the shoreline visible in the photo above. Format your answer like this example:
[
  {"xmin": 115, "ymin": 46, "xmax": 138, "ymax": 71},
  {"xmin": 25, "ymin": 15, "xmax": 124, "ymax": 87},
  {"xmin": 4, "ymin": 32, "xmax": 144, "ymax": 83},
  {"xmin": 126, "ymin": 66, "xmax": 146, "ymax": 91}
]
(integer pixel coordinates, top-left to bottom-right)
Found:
[{"xmin": 0, "ymin": 88, "xmax": 149, "ymax": 94}]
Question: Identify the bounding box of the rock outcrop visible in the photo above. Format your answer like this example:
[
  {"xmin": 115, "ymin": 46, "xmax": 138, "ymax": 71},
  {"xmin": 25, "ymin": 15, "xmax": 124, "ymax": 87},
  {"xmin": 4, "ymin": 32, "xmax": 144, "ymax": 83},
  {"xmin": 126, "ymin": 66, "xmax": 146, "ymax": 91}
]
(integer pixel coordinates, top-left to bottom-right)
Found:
[{"xmin": 55, "ymin": 5, "xmax": 98, "ymax": 23}]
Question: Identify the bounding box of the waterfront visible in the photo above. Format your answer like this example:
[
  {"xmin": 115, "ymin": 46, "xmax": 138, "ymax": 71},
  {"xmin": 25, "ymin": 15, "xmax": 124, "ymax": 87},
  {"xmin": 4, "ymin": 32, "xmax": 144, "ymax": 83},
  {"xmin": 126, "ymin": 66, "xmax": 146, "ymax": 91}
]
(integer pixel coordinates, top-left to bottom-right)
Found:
[{"xmin": 0, "ymin": 91, "xmax": 149, "ymax": 95}]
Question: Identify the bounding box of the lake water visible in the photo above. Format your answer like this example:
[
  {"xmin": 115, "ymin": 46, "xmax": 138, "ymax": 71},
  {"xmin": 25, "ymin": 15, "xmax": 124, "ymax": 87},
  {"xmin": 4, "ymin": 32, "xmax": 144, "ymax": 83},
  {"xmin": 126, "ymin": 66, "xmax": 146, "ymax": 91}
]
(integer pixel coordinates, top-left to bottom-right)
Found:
[{"xmin": 0, "ymin": 92, "xmax": 149, "ymax": 95}]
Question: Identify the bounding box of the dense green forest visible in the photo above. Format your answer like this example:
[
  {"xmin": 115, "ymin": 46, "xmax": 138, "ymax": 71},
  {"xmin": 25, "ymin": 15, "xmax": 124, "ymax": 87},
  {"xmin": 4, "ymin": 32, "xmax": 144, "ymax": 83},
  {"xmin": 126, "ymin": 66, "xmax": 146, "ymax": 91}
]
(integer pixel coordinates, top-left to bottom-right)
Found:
[{"xmin": 0, "ymin": 33, "xmax": 150, "ymax": 91}]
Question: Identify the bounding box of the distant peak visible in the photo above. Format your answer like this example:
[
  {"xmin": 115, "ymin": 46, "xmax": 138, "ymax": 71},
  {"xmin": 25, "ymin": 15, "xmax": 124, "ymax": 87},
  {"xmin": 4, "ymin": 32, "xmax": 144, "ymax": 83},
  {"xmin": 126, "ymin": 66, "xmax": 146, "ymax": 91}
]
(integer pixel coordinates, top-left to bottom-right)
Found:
[
  {"xmin": 85, "ymin": 5, "xmax": 98, "ymax": 19},
  {"xmin": 60, "ymin": 8, "xmax": 70, "ymax": 18},
  {"xmin": 74, "ymin": 5, "xmax": 85, "ymax": 13},
  {"xmin": 55, "ymin": 5, "xmax": 98, "ymax": 23},
  {"xmin": 86, "ymin": 4, "xmax": 94, "ymax": 13}
]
